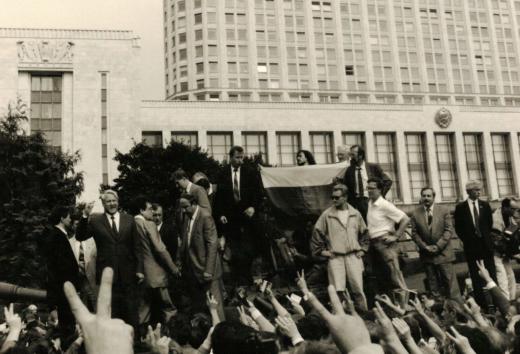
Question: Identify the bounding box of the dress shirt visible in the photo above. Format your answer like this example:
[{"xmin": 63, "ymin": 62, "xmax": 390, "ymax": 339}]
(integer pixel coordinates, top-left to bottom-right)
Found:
[
  {"xmin": 231, "ymin": 166, "xmax": 241, "ymax": 190},
  {"xmin": 68, "ymin": 236, "xmax": 93, "ymax": 265},
  {"xmin": 467, "ymin": 199, "xmax": 479, "ymax": 227},
  {"xmin": 55, "ymin": 224, "xmax": 68, "ymax": 237},
  {"xmin": 157, "ymin": 222, "xmax": 163, "ymax": 232},
  {"xmin": 425, "ymin": 204, "xmax": 434, "ymax": 223},
  {"xmin": 105, "ymin": 211, "xmax": 120, "ymax": 231},
  {"xmin": 355, "ymin": 162, "xmax": 369, "ymax": 198},
  {"xmin": 367, "ymin": 196, "xmax": 406, "ymax": 238},
  {"xmin": 187, "ymin": 206, "xmax": 200, "ymax": 246},
  {"xmin": 186, "ymin": 181, "xmax": 192, "ymax": 193},
  {"xmin": 208, "ymin": 184, "xmax": 214, "ymax": 196}
]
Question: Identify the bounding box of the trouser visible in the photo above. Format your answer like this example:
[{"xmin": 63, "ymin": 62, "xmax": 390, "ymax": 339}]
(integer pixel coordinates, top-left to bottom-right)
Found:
[
  {"xmin": 494, "ymin": 255, "xmax": 516, "ymax": 300},
  {"xmin": 371, "ymin": 238, "xmax": 408, "ymax": 290},
  {"xmin": 184, "ymin": 269, "xmax": 225, "ymax": 320},
  {"xmin": 112, "ymin": 282, "xmax": 140, "ymax": 337},
  {"xmin": 466, "ymin": 255, "xmax": 497, "ymax": 310},
  {"xmin": 78, "ymin": 274, "xmax": 96, "ymax": 312},
  {"xmin": 139, "ymin": 286, "xmax": 177, "ymax": 326},
  {"xmin": 56, "ymin": 298, "xmax": 76, "ymax": 340},
  {"xmin": 424, "ymin": 262, "xmax": 461, "ymax": 300},
  {"xmin": 327, "ymin": 253, "xmax": 367, "ymax": 311}
]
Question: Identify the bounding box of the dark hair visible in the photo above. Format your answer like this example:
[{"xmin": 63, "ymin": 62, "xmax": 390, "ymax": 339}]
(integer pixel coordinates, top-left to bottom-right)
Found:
[
  {"xmin": 455, "ymin": 325, "xmax": 499, "ymax": 354},
  {"xmin": 350, "ymin": 144, "xmax": 365, "ymax": 160},
  {"xmin": 130, "ymin": 196, "xmax": 150, "ymax": 215},
  {"xmin": 367, "ymin": 177, "xmax": 384, "ymax": 191},
  {"xmin": 296, "ymin": 314, "xmax": 329, "ymax": 340},
  {"xmin": 212, "ymin": 321, "xmax": 277, "ymax": 354},
  {"xmin": 151, "ymin": 203, "xmax": 162, "ymax": 211},
  {"xmin": 296, "ymin": 150, "xmax": 316, "ymax": 165},
  {"xmin": 173, "ymin": 168, "xmax": 188, "ymax": 181},
  {"xmin": 189, "ymin": 313, "xmax": 212, "ymax": 348},
  {"xmin": 49, "ymin": 206, "xmax": 72, "ymax": 225},
  {"xmin": 420, "ymin": 187, "xmax": 436, "ymax": 198},
  {"xmin": 195, "ymin": 177, "xmax": 210, "ymax": 190},
  {"xmin": 180, "ymin": 193, "xmax": 196, "ymax": 205},
  {"xmin": 332, "ymin": 183, "xmax": 348, "ymax": 196},
  {"xmin": 166, "ymin": 313, "xmax": 191, "ymax": 346},
  {"xmin": 229, "ymin": 145, "xmax": 244, "ymax": 158}
]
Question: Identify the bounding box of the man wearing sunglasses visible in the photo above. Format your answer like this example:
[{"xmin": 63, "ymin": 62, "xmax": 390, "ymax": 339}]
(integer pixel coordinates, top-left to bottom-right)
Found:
[{"xmin": 311, "ymin": 183, "xmax": 369, "ymax": 310}]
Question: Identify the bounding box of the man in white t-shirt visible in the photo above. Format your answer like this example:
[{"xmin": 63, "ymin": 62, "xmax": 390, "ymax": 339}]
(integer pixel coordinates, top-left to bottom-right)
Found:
[{"xmin": 367, "ymin": 178, "xmax": 410, "ymax": 290}]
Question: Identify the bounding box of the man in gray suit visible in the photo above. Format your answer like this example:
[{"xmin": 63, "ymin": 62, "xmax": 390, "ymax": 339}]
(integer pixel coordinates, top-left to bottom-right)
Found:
[
  {"xmin": 133, "ymin": 197, "xmax": 180, "ymax": 326},
  {"xmin": 178, "ymin": 193, "xmax": 224, "ymax": 319},
  {"xmin": 410, "ymin": 187, "xmax": 460, "ymax": 299},
  {"xmin": 173, "ymin": 168, "xmax": 212, "ymax": 214}
]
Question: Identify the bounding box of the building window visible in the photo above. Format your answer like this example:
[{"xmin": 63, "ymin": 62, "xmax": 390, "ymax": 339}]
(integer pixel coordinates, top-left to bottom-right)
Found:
[
  {"xmin": 276, "ymin": 132, "xmax": 301, "ymax": 166},
  {"xmin": 463, "ymin": 134, "xmax": 488, "ymax": 196},
  {"xmin": 242, "ymin": 132, "xmax": 268, "ymax": 163},
  {"xmin": 142, "ymin": 131, "xmax": 163, "ymax": 147},
  {"xmin": 342, "ymin": 132, "xmax": 365, "ymax": 149},
  {"xmin": 491, "ymin": 133, "xmax": 515, "ymax": 196},
  {"xmin": 435, "ymin": 133, "xmax": 459, "ymax": 200},
  {"xmin": 405, "ymin": 133, "xmax": 429, "ymax": 202},
  {"xmin": 310, "ymin": 132, "xmax": 334, "ymax": 164},
  {"xmin": 171, "ymin": 131, "xmax": 198, "ymax": 147},
  {"xmin": 207, "ymin": 132, "xmax": 233, "ymax": 162},
  {"xmin": 30, "ymin": 75, "xmax": 62, "ymax": 149},
  {"xmin": 101, "ymin": 73, "xmax": 109, "ymax": 185},
  {"xmin": 374, "ymin": 133, "xmax": 400, "ymax": 201}
]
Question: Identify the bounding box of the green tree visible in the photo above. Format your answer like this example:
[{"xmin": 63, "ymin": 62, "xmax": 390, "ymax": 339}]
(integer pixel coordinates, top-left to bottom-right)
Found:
[
  {"xmin": 0, "ymin": 98, "xmax": 83, "ymax": 287},
  {"xmin": 110, "ymin": 141, "xmax": 222, "ymax": 214}
]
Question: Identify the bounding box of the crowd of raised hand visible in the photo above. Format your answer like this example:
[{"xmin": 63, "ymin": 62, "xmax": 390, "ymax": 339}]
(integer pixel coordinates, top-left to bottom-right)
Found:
[{"xmin": 1, "ymin": 261, "xmax": 520, "ymax": 354}]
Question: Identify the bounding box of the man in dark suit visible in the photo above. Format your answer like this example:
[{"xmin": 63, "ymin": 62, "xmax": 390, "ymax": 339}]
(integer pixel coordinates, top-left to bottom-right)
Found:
[
  {"xmin": 178, "ymin": 193, "xmax": 225, "ymax": 319},
  {"xmin": 153, "ymin": 203, "xmax": 179, "ymax": 262},
  {"xmin": 454, "ymin": 180, "xmax": 496, "ymax": 308},
  {"xmin": 214, "ymin": 145, "xmax": 262, "ymax": 286},
  {"xmin": 173, "ymin": 168, "xmax": 212, "ymax": 214},
  {"xmin": 343, "ymin": 145, "xmax": 392, "ymax": 221},
  {"xmin": 77, "ymin": 190, "xmax": 144, "ymax": 333},
  {"xmin": 44, "ymin": 206, "xmax": 80, "ymax": 339},
  {"xmin": 133, "ymin": 197, "xmax": 179, "ymax": 326},
  {"xmin": 410, "ymin": 187, "xmax": 460, "ymax": 299}
]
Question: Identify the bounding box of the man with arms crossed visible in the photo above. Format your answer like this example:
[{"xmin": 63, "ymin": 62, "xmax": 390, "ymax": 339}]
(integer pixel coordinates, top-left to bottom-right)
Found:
[{"xmin": 311, "ymin": 184, "xmax": 369, "ymax": 310}]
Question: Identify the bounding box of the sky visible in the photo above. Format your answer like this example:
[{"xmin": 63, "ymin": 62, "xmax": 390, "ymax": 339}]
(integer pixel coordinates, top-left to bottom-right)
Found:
[{"xmin": 0, "ymin": 0, "xmax": 164, "ymax": 100}]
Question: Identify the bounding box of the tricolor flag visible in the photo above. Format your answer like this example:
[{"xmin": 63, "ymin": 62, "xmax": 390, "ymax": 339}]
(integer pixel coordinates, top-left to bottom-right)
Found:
[{"xmin": 260, "ymin": 162, "xmax": 348, "ymax": 218}]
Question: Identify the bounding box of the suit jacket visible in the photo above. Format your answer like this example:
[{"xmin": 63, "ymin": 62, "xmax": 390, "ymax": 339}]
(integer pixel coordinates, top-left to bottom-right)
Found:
[
  {"xmin": 68, "ymin": 237, "xmax": 97, "ymax": 291},
  {"xmin": 410, "ymin": 205, "xmax": 455, "ymax": 264},
  {"xmin": 343, "ymin": 162, "xmax": 392, "ymax": 202},
  {"xmin": 76, "ymin": 212, "xmax": 144, "ymax": 286},
  {"xmin": 188, "ymin": 183, "xmax": 212, "ymax": 214},
  {"xmin": 179, "ymin": 208, "xmax": 222, "ymax": 283},
  {"xmin": 44, "ymin": 226, "xmax": 80, "ymax": 308},
  {"xmin": 214, "ymin": 165, "xmax": 261, "ymax": 224},
  {"xmin": 454, "ymin": 199, "xmax": 494, "ymax": 259},
  {"xmin": 159, "ymin": 219, "xmax": 179, "ymax": 262},
  {"xmin": 134, "ymin": 216, "xmax": 178, "ymax": 288}
]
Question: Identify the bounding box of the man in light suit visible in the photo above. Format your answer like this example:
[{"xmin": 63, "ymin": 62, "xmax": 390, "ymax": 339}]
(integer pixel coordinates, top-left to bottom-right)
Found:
[
  {"xmin": 410, "ymin": 187, "xmax": 460, "ymax": 299},
  {"xmin": 77, "ymin": 190, "xmax": 144, "ymax": 333},
  {"xmin": 173, "ymin": 168, "xmax": 212, "ymax": 214},
  {"xmin": 178, "ymin": 193, "xmax": 225, "ymax": 320},
  {"xmin": 454, "ymin": 180, "xmax": 496, "ymax": 308},
  {"xmin": 133, "ymin": 197, "xmax": 180, "ymax": 326}
]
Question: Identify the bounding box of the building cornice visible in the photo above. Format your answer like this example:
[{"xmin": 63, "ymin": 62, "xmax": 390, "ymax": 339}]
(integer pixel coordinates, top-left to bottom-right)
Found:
[{"xmin": 0, "ymin": 28, "xmax": 139, "ymax": 42}]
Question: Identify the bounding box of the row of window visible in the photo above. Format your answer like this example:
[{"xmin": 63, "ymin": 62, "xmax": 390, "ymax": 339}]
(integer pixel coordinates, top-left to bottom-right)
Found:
[{"xmin": 142, "ymin": 130, "xmax": 518, "ymax": 202}]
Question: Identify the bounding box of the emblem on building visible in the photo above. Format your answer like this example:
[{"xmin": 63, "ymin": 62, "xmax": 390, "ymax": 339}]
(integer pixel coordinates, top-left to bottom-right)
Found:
[
  {"xmin": 17, "ymin": 40, "xmax": 74, "ymax": 65},
  {"xmin": 435, "ymin": 107, "xmax": 452, "ymax": 128}
]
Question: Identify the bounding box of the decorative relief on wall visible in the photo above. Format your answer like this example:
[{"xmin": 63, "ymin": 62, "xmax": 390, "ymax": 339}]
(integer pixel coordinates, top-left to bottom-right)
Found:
[
  {"xmin": 435, "ymin": 107, "xmax": 452, "ymax": 128},
  {"xmin": 17, "ymin": 40, "xmax": 74, "ymax": 68}
]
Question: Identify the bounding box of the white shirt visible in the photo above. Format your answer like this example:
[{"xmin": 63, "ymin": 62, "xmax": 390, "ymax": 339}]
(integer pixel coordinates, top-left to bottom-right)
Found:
[
  {"xmin": 354, "ymin": 162, "xmax": 369, "ymax": 197},
  {"xmin": 467, "ymin": 198, "xmax": 480, "ymax": 226},
  {"xmin": 105, "ymin": 212, "xmax": 120, "ymax": 232},
  {"xmin": 68, "ymin": 236, "xmax": 95, "ymax": 265},
  {"xmin": 187, "ymin": 206, "xmax": 200, "ymax": 246},
  {"xmin": 186, "ymin": 181, "xmax": 193, "ymax": 193},
  {"xmin": 367, "ymin": 196, "xmax": 406, "ymax": 238},
  {"xmin": 55, "ymin": 224, "xmax": 68, "ymax": 237},
  {"xmin": 157, "ymin": 222, "xmax": 163, "ymax": 231},
  {"xmin": 337, "ymin": 209, "xmax": 349, "ymax": 226},
  {"xmin": 231, "ymin": 165, "xmax": 241, "ymax": 190}
]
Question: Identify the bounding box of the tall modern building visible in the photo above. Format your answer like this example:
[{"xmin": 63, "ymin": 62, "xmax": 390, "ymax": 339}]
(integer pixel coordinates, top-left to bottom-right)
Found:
[{"xmin": 164, "ymin": 0, "xmax": 520, "ymax": 106}]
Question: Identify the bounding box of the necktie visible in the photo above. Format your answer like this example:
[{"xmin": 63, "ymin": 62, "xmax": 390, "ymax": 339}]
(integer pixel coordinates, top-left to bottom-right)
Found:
[
  {"xmin": 472, "ymin": 201, "xmax": 481, "ymax": 237},
  {"xmin": 110, "ymin": 215, "xmax": 118, "ymax": 235},
  {"xmin": 78, "ymin": 242, "xmax": 86, "ymax": 275},
  {"xmin": 426, "ymin": 208, "xmax": 433, "ymax": 227},
  {"xmin": 233, "ymin": 168, "xmax": 240, "ymax": 202},
  {"xmin": 356, "ymin": 167, "xmax": 364, "ymax": 197}
]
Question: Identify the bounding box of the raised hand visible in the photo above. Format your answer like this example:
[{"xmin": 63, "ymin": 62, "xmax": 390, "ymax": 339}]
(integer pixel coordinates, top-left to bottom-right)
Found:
[
  {"xmin": 295, "ymin": 269, "xmax": 309, "ymax": 294},
  {"xmin": 285, "ymin": 295, "xmax": 305, "ymax": 316},
  {"xmin": 475, "ymin": 260, "xmax": 492, "ymax": 283},
  {"xmin": 306, "ymin": 284, "xmax": 372, "ymax": 353},
  {"xmin": 275, "ymin": 315, "xmax": 301, "ymax": 340},
  {"xmin": 446, "ymin": 326, "xmax": 476, "ymax": 354},
  {"xmin": 64, "ymin": 267, "xmax": 134, "ymax": 354},
  {"xmin": 206, "ymin": 292, "xmax": 218, "ymax": 311},
  {"xmin": 374, "ymin": 302, "xmax": 408, "ymax": 353},
  {"xmin": 409, "ymin": 297, "xmax": 425, "ymax": 315},
  {"xmin": 144, "ymin": 323, "xmax": 170, "ymax": 354},
  {"xmin": 392, "ymin": 318, "xmax": 412, "ymax": 341},
  {"xmin": 3, "ymin": 304, "xmax": 22, "ymax": 332}
]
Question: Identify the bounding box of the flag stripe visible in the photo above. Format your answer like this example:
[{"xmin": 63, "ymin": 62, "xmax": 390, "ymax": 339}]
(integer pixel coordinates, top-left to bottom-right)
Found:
[{"xmin": 260, "ymin": 162, "xmax": 348, "ymax": 188}]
